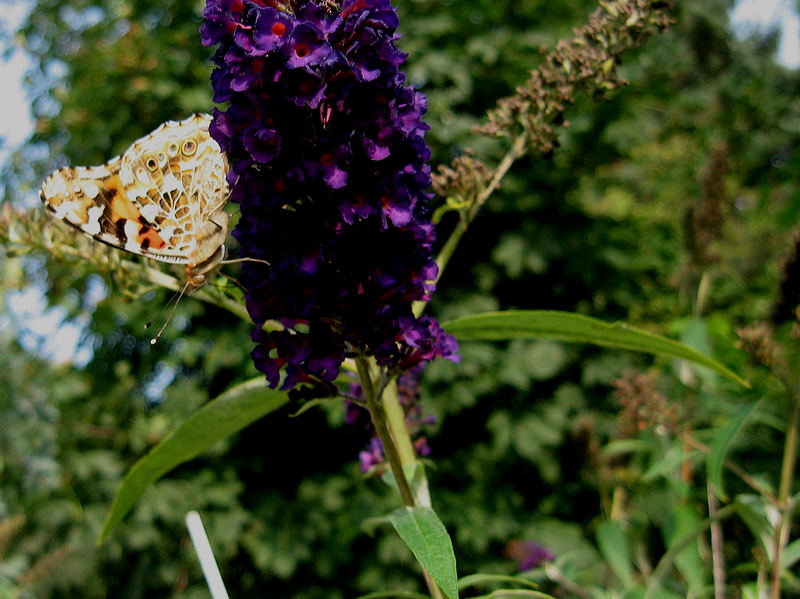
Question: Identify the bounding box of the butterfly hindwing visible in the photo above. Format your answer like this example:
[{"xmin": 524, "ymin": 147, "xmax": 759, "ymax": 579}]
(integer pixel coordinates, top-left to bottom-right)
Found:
[{"xmin": 120, "ymin": 114, "xmax": 229, "ymax": 266}]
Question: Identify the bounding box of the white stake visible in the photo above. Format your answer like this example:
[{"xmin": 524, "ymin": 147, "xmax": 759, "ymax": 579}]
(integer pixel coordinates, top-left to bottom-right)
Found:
[{"xmin": 186, "ymin": 511, "xmax": 231, "ymax": 599}]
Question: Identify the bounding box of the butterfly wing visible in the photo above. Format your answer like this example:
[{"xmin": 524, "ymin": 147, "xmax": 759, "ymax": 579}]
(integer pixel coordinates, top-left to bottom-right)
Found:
[
  {"xmin": 41, "ymin": 114, "xmax": 230, "ymax": 270},
  {"xmin": 39, "ymin": 156, "xmax": 140, "ymax": 251},
  {"xmin": 119, "ymin": 113, "xmax": 230, "ymax": 267}
]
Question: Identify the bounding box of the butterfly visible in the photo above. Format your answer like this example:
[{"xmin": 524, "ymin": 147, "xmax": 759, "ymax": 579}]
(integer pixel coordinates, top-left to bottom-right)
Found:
[{"xmin": 39, "ymin": 113, "xmax": 230, "ymax": 293}]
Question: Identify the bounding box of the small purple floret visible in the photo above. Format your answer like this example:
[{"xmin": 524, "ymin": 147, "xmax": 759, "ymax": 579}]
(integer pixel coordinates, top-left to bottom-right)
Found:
[
  {"xmin": 519, "ymin": 542, "xmax": 555, "ymax": 571},
  {"xmin": 359, "ymin": 437, "xmax": 385, "ymax": 473}
]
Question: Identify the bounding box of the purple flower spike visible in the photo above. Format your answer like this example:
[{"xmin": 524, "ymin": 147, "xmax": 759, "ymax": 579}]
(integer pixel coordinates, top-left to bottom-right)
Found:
[{"xmin": 202, "ymin": 0, "xmax": 458, "ymax": 392}]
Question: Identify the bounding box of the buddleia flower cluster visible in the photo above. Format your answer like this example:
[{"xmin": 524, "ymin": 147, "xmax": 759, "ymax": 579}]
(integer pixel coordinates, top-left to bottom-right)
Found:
[{"xmin": 201, "ymin": 0, "xmax": 457, "ymax": 390}]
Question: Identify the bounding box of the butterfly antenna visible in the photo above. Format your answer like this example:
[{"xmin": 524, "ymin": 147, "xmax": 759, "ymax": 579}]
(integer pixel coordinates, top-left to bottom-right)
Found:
[
  {"xmin": 215, "ymin": 257, "xmax": 270, "ymax": 291},
  {"xmin": 219, "ymin": 256, "xmax": 270, "ymax": 267},
  {"xmin": 144, "ymin": 286, "xmax": 181, "ymax": 330},
  {"xmin": 145, "ymin": 279, "xmax": 192, "ymax": 345}
]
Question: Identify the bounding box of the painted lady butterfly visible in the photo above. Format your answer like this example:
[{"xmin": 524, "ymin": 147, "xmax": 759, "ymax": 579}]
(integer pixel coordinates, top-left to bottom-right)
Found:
[{"xmin": 39, "ymin": 113, "xmax": 229, "ymax": 292}]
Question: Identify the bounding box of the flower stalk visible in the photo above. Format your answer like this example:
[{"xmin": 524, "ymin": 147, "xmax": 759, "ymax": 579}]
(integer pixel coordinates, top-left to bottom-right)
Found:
[
  {"xmin": 356, "ymin": 357, "xmax": 443, "ymax": 599},
  {"xmin": 381, "ymin": 379, "xmax": 433, "ymax": 507},
  {"xmin": 426, "ymin": 0, "xmax": 673, "ymax": 314},
  {"xmin": 357, "ymin": 358, "xmax": 416, "ymax": 508},
  {"xmin": 770, "ymin": 394, "xmax": 799, "ymax": 599}
]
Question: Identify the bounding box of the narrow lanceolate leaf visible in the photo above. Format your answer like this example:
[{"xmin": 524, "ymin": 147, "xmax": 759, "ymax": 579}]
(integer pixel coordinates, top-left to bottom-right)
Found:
[
  {"xmin": 389, "ymin": 507, "xmax": 459, "ymax": 599},
  {"xmin": 707, "ymin": 401, "xmax": 761, "ymax": 501},
  {"xmin": 783, "ymin": 538, "xmax": 800, "ymax": 572},
  {"xmin": 596, "ymin": 521, "xmax": 635, "ymax": 588},
  {"xmin": 664, "ymin": 504, "xmax": 706, "ymax": 595},
  {"xmin": 443, "ymin": 310, "xmax": 749, "ymax": 388},
  {"xmin": 472, "ymin": 592, "xmax": 555, "ymax": 599},
  {"xmin": 458, "ymin": 574, "xmax": 540, "ymax": 591},
  {"xmin": 100, "ymin": 377, "xmax": 290, "ymax": 541}
]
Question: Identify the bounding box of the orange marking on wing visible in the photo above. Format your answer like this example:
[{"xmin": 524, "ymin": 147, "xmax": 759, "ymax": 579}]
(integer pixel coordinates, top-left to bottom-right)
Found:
[
  {"xmin": 138, "ymin": 227, "xmax": 167, "ymax": 250},
  {"xmin": 106, "ymin": 176, "xmax": 167, "ymax": 250},
  {"xmin": 107, "ymin": 176, "xmax": 142, "ymax": 221}
]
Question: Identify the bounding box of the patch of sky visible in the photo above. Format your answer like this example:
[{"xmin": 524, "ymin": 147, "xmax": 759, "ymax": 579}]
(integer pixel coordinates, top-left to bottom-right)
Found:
[
  {"xmin": 143, "ymin": 362, "xmax": 178, "ymax": 405},
  {"xmin": 730, "ymin": 0, "xmax": 800, "ymax": 68},
  {"xmin": 5, "ymin": 285, "xmax": 94, "ymax": 367},
  {"xmin": 1, "ymin": 272, "xmax": 106, "ymax": 366},
  {"xmin": 58, "ymin": 5, "xmax": 106, "ymax": 31}
]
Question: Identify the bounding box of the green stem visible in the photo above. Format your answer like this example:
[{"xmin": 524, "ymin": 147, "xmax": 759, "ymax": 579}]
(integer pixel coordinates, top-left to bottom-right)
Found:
[
  {"xmin": 413, "ymin": 215, "xmax": 467, "ymax": 318},
  {"xmin": 383, "ymin": 380, "xmax": 433, "ymax": 507},
  {"xmin": 695, "ymin": 269, "xmax": 712, "ymax": 316},
  {"xmin": 609, "ymin": 486, "xmax": 625, "ymax": 521},
  {"xmin": 356, "ymin": 358, "xmax": 416, "ymax": 507},
  {"xmin": 382, "ymin": 381, "xmax": 418, "ymax": 466},
  {"xmin": 356, "ymin": 358, "xmax": 443, "ymax": 599},
  {"xmin": 707, "ymin": 481, "xmax": 726, "ymax": 599},
  {"xmin": 769, "ymin": 395, "xmax": 800, "ymax": 599},
  {"xmin": 413, "ymin": 133, "xmax": 528, "ymax": 318},
  {"xmin": 144, "ymin": 266, "xmax": 250, "ymax": 322},
  {"xmin": 468, "ymin": 133, "xmax": 529, "ymax": 220},
  {"xmin": 544, "ymin": 564, "xmax": 594, "ymax": 599}
]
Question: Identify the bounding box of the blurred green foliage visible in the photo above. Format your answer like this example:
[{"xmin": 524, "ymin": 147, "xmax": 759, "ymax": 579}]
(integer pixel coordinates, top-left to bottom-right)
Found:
[{"xmin": 1, "ymin": 0, "xmax": 800, "ymax": 597}]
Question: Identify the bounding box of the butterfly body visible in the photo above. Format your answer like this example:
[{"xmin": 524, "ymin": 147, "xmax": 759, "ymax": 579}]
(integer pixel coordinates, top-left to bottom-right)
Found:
[{"xmin": 40, "ymin": 113, "xmax": 229, "ymax": 291}]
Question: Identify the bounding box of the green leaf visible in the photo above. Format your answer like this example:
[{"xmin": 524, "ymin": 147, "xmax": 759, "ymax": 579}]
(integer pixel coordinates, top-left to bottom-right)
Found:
[
  {"xmin": 355, "ymin": 592, "xmax": 432, "ymax": 599},
  {"xmin": 382, "ymin": 462, "xmax": 425, "ymax": 495},
  {"xmin": 389, "ymin": 507, "xmax": 459, "ymax": 599},
  {"xmin": 677, "ymin": 317, "xmax": 717, "ymax": 388},
  {"xmin": 642, "ymin": 444, "xmax": 701, "ymax": 483},
  {"xmin": 458, "ymin": 574, "xmax": 540, "ymax": 591},
  {"xmin": 784, "ymin": 539, "xmax": 800, "ymax": 572},
  {"xmin": 663, "ymin": 504, "xmax": 706, "ymax": 594},
  {"xmin": 289, "ymin": 397, "xmax": 339, "ymax": 417},
  {"xmin": 443, "ymin": 310, "xmax": 749, "ymax": 387},
  {"xmin": 100, "ymin": 377, "xmax": 289, "ymax": 541},
  {"xmin": 596, "ymin": 520, "xmax": 635, "ymax": 588},
  {"xmin": 602, "ymin": 439, "xmax": 657, "ymax": 457},
  {"xmin": 734, "ymin": 494, "xmax": 775, "ymax": 552},
  {"xmin": 707, "ymin": 401, "xmax": 761, "ymax": 501},
  {"xmin": 471, "ymin": 591, "xmax": 555, "ymax": 599},
  {"xmin": 626, "ymin": 588, "xmax": 685, "ymax": 599}
]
